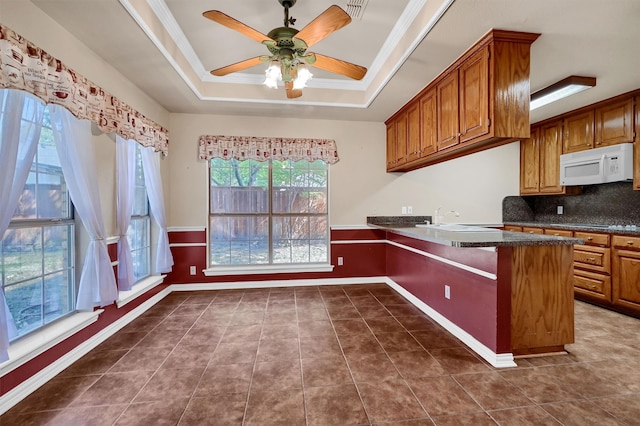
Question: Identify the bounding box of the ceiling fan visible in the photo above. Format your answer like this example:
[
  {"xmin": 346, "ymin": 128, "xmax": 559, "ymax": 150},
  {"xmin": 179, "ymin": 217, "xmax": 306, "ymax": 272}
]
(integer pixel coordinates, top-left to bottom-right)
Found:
[{"xmin": 203, "ymin": 0, "xmax": 368, "ymax": 99}]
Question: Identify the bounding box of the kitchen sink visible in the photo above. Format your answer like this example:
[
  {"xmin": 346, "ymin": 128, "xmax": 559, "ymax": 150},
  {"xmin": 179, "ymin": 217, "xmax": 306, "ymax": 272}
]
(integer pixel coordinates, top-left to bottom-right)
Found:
[{"xmin": 415, "ymin": 223, "xmax": 500, "ymax": 232}]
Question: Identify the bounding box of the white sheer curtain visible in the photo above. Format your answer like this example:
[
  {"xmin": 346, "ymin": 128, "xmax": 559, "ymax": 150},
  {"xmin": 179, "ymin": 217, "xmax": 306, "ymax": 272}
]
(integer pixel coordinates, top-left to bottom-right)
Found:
[
  {"xmin": 50, "ymin": 105, "xmax": 118, "ymax": 310},
  {"xmin": 116, "ymin": 136, "xmax": 136, "ymax": 291},
  {"xmin": 0, "ymin": 89, "xmax": 45, "ymax": 361},
  {"xmin": 141, "ymin": 146, "xmax": 174, "ymax": 273}
]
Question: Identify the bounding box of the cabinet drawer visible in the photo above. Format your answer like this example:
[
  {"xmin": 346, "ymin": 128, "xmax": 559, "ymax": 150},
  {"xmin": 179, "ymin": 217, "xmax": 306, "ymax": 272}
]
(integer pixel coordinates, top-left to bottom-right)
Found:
[
  {"xmin": 612, "ymin": 235, "xmax": 640, "ymax": 250},
  {"xmin": 574, "ymin": 269, "xmax": 611, "ymax": 301},
  {"xmin": 521, "ymin": 227, "xmax": 544, "ymax": 234},
  {"xmin": 574, "ymin": 245, "xmax": 611, "ymax": 273},
  {"xmin": 544, "ymin": 228, "xmax": 574, "ymax": 237},
  {"xmin": 574, "ymin": 231, "xmax": 610, "ymax": 247}
]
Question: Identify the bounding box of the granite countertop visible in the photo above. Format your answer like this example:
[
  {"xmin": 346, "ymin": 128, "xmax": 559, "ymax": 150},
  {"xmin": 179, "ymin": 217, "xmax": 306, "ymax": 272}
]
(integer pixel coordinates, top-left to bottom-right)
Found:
[
  {"xmin": 368, "ymin": 223, "xmax": 582, "ymax": 248},
  {"xmin": 504, "ymin": 222, "xmax": 640, "ymax": 237}
]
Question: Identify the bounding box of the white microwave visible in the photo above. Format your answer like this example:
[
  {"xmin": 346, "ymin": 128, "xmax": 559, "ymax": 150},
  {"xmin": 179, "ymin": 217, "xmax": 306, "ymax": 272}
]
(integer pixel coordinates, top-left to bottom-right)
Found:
[{"xmin": 559, "ymin": 143, "xmax": 634, "ymax": 186}]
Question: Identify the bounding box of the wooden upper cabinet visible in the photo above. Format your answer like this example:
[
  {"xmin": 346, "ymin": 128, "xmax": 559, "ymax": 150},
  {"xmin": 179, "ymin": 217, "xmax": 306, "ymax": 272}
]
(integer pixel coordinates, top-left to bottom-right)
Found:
[
  {"xmin": 385, "ymin": 29, "xmax": 539, "ymax": 172},
  {"xmin": 436, "ymin": 71, "xmax": 460, "ymax": 150},
  {"xmin": 563, "ymin": 110, "xmax": 594, "ymax": 153},
  {"xmin": 539, "ymin": 120, "xmax": 564, "ymax": 193},
  {"xmin": 459, "ymin": 47, "xmax": 490, "ymax": 143},
  {"xmin": 420, "ymin": 88, "xmax": 438, "ymax": 157},
  {"xmin": 595, "ymin": 97, "xmax": 634, "ymax": 147},
  {"xmin": 406, "ymin": 101, "xmax": 421, "ymax": 163},
  {"xmin": 520, "ymin": 127, "xmax": 540, "ymax": 194}
]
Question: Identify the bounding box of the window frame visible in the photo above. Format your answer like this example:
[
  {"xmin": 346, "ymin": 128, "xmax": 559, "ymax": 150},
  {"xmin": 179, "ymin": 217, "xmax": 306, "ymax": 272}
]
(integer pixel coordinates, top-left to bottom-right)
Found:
[{"xmin": 206, "ymin": 158, "xmax": 332, "ymax": 273}]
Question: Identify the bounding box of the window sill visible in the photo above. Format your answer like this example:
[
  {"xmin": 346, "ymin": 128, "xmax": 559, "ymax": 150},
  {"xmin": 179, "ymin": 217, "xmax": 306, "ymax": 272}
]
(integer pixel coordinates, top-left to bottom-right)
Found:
[
  {"xmin": 203, "ymin": 263, "xmax": 334, "ymax": 276},
  {"xmin": 117, "ymin": 275, "xmax": 165, "ymax": 308},
  {"xmin": 1, "ymin": 309, "xmax": 103, "ymax": 377}
]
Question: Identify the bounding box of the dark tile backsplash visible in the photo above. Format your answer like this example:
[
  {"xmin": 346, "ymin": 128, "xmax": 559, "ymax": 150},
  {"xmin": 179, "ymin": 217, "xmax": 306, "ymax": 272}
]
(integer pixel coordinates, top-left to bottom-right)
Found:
[{"xmin": 503, "ymin": 181, "xmax": 640, "ymax": 225}]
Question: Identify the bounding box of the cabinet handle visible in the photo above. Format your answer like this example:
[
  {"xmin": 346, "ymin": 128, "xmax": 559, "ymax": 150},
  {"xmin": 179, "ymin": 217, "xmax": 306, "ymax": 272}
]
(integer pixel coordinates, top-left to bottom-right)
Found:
[
  {"xmin": 587, "ymin": 237, "xmax": 593, "ymax": 241},
  {"xmin": 627, "ymin": 241, "xmax": 635, "ymax": 246},
  {"xmin": 586, "ymin": 257, "xmax": 596, "ymax": 262}
]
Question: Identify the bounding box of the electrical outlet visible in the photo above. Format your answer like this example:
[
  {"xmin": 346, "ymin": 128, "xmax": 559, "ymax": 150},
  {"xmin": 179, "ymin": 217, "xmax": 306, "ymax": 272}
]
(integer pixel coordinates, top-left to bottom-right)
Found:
[
  {"xmin": 189, "ymin": 266, "xmax": 196, "ymax": 275},
  {"xmin": 401, "ymin": 206, "xmax": 407, "ymax": 215},
  {"xmin": 557, "ymin": 205, "xmax": 564, "ymax": 215},
  {"xmin": 444, "ymin": 285, "xmax": 451, "ymax": 299},
  {"xmin": 338, "ymin": 256, "xmax": 344, "ymax": 266},
  {"xmin": 407, "ymin": 206, "xmax": 413, "ymax": 214}
]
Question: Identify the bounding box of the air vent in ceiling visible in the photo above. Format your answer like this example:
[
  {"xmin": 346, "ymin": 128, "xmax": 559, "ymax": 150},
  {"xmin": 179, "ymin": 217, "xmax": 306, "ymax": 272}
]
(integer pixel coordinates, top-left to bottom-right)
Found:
[{"xmin": 345, "ymin": 0, "xmax": 369, "ymax": 20}]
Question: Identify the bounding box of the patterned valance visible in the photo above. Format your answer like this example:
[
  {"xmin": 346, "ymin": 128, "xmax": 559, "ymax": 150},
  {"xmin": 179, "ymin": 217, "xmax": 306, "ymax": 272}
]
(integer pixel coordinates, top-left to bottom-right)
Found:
[
  {"xmin": 0, "ymin": 23, "xmax": 169, "ymax": 154},
  {"xmin": 199, "ymin": 135, "xmax": 340, "ymax": 164}
]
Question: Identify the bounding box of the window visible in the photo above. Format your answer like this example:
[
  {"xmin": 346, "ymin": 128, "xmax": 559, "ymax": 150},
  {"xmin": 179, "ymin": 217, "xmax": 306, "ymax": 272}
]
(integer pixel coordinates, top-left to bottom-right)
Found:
[
  {"xmin": 209, "ymin": 159, "xmax": 328, "ymax": 266},
  {"xmin": 127, "ymin": 145, "xmax": 150, "ymax": 282},
  {"xmin": 1, "ymin": 109, "xmax": 75, "ymax": 338}
]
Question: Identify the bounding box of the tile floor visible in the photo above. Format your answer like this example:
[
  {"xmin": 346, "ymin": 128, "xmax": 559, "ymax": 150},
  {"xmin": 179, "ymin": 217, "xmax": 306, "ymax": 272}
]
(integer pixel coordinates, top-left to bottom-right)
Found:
[{"xmin": 3, "ymin": 283, "xmax": 640, "ymax": 425}]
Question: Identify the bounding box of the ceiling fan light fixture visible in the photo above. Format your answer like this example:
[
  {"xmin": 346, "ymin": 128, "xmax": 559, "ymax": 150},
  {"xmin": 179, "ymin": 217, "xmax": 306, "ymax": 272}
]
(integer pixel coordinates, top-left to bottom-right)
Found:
[
  {"xmin": 263, "ymin": 62, "xmax": 282, "ymax": 89},
  {"xmin": 293, "ymin": 65, "xmax": 313, "ymax": 90}
]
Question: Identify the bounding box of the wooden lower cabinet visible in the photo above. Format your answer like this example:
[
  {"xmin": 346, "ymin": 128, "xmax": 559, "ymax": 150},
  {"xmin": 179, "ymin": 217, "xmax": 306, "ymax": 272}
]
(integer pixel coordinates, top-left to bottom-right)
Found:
[
  {"xmin": 612, "ymin": 235, "xmax": 640, "ymax": 312},
  {"xmin": 506, "ymin": 226, "xmax": 640, "ymax": 317}
]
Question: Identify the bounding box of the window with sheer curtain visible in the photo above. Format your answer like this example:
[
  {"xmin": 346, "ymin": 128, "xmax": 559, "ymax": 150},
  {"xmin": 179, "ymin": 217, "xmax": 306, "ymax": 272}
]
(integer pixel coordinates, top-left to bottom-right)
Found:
[{"xmin": 1, "ymin": 108, "xmax": 75, "ymax": 338}]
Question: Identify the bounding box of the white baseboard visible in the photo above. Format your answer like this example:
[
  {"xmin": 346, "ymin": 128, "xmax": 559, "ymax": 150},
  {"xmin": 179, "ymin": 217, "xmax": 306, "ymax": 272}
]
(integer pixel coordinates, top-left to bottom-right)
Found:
[{"xmin": 169, "ymin": 276, "xmax": 388, "ymax": 291}]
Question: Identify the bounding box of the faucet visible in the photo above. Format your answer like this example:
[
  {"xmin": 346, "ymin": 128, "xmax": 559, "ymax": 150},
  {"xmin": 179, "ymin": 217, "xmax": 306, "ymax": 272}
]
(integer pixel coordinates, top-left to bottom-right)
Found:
[{"xmin": 433, "ymin": 207, "xmax": 460, "ymax": 225}]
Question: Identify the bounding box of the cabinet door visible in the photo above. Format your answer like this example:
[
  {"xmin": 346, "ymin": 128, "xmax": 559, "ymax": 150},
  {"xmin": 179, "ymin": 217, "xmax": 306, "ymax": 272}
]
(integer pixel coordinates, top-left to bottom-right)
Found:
[
  {"xmin": 420, "ymin": 89, "xmax": 438, "ymax": 157},
  {"xmin": 459, "ymin": 47, "xmax": 489, "ymax": 143},
  {"xmin": 520, "ymin": 127, "xmax": 540, "ymax": 194},
  {"xmin": 437, "ymin": 71, "xmax": 459, "ymax": 150},
  {"xmin": 563, "ymin": 110, "xmax": 594, "ymax": 153},
  {"xmin": 595, "ymin": 97, "xmax": 634, "ymax": 147},
  {"xmin": 406, "ymin": 102, "xmax": 421, "ymax": 162},
  {"xmin": 612, "ymin": 248, "xmax": 640, "ymax": 311},
  {"xmin": 386, "ymin": 121, "xmax": 397, "ymax": 171},
  {"xmin": 539, "ymin": 121, "xmax": 564, "ymax": 193},
  {"xmin": 395, "ymin": 111, "xmax": 408, "ymax": 167}
]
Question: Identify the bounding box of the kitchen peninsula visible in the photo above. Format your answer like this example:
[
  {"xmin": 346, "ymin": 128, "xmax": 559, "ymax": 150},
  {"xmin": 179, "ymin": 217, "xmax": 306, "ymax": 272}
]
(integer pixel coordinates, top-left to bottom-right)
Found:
[{"xmin": 368, "ymin": 218, "xmax": 581, "ymax": 368}]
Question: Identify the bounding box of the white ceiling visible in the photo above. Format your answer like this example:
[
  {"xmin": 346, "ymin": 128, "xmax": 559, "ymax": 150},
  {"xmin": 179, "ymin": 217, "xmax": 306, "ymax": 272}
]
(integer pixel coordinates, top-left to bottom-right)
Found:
[{"xmin": 26, "ymin": 0, "xmax": 640, "ymax": 123}]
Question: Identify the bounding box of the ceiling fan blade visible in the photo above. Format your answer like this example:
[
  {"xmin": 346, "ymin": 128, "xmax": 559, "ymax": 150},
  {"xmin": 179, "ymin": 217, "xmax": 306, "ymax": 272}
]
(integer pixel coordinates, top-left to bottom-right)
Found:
[
  {"xmin": 203, "ymin": 10, "xmax": 273, "ymax": 44},
  {"xmin": 293, "ymin": 5, "xmax": 351, "ymax": 48},
  {"xmin": 284, "ymin": 81, "xmax": 302, "ymax": 99},
  {"xmin": 309, "ymin": 53, "xmax": 367, "ymax": 80},
  {"xmin": 210, "ymin": 57, "xmax": 265, "ymax": 76}
]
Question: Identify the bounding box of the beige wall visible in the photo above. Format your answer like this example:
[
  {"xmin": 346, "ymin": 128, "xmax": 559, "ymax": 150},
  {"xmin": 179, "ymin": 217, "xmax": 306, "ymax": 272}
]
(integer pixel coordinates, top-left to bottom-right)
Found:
[{"xmin": 168, "ymin": 113, "xmax": 521, "ymax": 227}]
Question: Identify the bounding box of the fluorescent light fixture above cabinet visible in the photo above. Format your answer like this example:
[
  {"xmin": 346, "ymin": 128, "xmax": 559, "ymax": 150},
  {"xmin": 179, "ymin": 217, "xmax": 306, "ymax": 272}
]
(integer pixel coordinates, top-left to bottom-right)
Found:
[{"xmin": 530, "ymin": 76, "xmax": 596, "ymax": 110}]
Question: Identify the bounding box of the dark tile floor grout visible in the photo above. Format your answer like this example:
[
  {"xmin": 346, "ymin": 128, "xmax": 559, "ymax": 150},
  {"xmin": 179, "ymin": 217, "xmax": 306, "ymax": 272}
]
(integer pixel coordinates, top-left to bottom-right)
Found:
[{"xmin": 3, "ymin": 283, "xmax": 640, "ymax": 425}]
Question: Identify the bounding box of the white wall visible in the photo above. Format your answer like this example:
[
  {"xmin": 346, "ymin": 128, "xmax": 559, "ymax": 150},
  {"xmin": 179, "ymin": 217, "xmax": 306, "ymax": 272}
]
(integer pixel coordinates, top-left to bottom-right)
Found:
[{"xmin": 168, "ymin": 113, "xmax": 522, "ymax": 227}]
